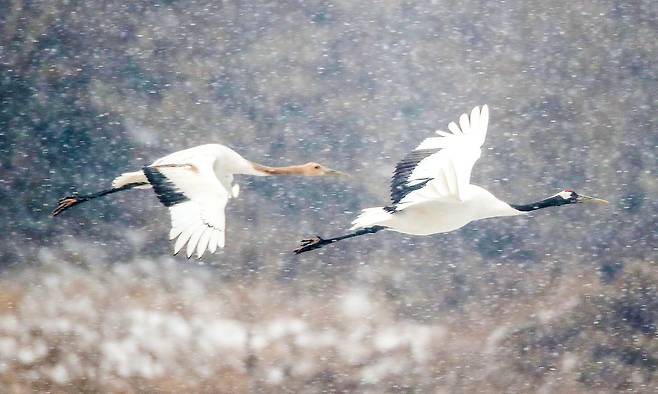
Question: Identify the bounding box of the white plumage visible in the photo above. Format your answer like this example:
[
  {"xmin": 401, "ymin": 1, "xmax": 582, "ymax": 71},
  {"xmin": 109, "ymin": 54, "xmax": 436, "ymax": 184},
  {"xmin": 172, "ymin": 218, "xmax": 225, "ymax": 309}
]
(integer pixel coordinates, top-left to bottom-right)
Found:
[
  {"xmin": 350, "ymin": 105, "xmax": 521, "ymax": 234},
  {"xmin": 117, "ymin": 145, "xmax": 253, "ymax": 258}
]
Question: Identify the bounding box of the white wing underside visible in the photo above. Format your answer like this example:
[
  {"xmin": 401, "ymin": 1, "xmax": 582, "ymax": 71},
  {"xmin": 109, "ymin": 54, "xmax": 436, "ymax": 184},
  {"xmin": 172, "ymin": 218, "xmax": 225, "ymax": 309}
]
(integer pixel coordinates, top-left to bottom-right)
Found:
[
  {"xmin": 147, "ymin": 156, "xmax": 230, "ymax": 259},
  {"xmin": 396, "ymin": 105, "xmax": 489, "ymax": 209}
]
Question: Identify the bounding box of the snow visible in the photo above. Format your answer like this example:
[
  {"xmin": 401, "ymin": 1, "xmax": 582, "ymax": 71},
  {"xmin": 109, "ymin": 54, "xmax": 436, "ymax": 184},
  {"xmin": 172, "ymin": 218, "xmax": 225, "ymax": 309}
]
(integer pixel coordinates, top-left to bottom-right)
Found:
[{"xmin": 1, "ymin": 0, "xmax": 656, "ymax": 391}]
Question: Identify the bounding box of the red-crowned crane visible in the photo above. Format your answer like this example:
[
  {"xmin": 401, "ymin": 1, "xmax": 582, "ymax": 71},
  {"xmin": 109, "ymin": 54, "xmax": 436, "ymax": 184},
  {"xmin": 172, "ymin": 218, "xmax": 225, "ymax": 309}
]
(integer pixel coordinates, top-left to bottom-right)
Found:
[
  {"xmin": 294, "ymin": 105, "xmax": 608, "ymax": 254},
  {"xmin": 52, "ymin": 144, "xmax": 347, "ymax": 258}
]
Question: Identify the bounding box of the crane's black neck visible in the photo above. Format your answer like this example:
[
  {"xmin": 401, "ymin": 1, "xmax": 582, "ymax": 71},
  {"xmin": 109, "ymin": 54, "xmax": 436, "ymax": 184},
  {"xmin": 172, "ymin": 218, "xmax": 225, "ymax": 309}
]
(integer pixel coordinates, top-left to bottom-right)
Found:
[{"xmin": 510, "ymin": 195, "xmax": 571, "ymax": 212}]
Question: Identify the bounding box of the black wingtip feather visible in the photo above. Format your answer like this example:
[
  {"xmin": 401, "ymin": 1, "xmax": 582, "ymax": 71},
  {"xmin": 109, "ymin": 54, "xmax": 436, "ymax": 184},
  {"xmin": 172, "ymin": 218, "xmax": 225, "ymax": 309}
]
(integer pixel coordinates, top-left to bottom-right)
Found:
[
  {"xmin": 143, "ymin": 166, "xmax": 189, "ymax": 207},
  {"xmin": 389, "ymin": 149, "xmax": 438, "ymax": 204}
]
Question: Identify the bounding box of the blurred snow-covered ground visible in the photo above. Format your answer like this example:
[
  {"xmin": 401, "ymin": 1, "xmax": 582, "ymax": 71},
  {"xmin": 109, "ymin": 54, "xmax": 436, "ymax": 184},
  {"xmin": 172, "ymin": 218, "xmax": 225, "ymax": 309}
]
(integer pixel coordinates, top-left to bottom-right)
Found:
[{"xmin": 1, "ymin": 251, "xmax": 655, "ymax": 392}]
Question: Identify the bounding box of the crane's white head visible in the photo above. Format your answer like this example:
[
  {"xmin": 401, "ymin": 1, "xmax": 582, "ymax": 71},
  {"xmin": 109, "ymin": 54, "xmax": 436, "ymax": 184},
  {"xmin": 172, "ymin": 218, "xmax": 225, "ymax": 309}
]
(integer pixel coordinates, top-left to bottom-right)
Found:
[
  {"xmin": 301, "ymin": 162, "xmax": 350, "ymax": 177},
  {"xmin": 554, "ymin": 189, "xmax": 609, "ymax": 205}
]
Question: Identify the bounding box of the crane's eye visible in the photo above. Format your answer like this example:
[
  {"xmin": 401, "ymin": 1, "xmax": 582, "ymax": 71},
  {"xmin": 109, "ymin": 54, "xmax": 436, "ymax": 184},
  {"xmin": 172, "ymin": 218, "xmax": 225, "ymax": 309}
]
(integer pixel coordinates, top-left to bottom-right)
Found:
[
  {"xmin": 570, "ymin": 192, "xmax": 578, "ymax": 202},
  {"xmin": 314, "ymin": 165, "xmax": 320, "ymax": 169}
]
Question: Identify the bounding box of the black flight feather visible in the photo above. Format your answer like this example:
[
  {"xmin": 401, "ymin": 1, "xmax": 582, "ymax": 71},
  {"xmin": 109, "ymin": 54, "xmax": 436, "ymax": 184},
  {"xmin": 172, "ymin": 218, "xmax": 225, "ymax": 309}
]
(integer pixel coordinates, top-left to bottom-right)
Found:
[
  {"xmin": 389, "ymin": 148, "xmax": 439, "ymax": 205},
  {"xmin": 143, "ymin": 166, "xmax": 189, "ymax": 207}
]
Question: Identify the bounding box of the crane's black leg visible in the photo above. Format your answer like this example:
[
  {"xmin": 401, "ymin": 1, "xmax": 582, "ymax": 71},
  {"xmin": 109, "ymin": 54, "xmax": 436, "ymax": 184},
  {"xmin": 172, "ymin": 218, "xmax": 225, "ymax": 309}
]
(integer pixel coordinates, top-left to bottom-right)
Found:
[
  {"xmin": 51, "ymin": 182, "xmax": 147, "ymax": 217},
  {"xmin": 293, "ymin": 226, "xmax": 386, "ymax": 254}
]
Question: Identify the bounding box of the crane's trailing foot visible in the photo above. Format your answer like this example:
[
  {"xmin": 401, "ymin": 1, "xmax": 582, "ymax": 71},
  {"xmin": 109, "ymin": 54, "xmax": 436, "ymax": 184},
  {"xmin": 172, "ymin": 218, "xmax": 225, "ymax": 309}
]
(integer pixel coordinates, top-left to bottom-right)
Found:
[
  {"xmin": 294, "ymin": 226, "xmax": 386, "ymax": 254},
  {"xmin": 294, "ymin": 236, "xmax": 333, "ymax": 254},
  {"xmin": 51, "ymin": 183, "xmax": 148, "ymax": 218},
  {"xmin": 51, "ymin": 195, "xmax": 88, "ymax": 217}
]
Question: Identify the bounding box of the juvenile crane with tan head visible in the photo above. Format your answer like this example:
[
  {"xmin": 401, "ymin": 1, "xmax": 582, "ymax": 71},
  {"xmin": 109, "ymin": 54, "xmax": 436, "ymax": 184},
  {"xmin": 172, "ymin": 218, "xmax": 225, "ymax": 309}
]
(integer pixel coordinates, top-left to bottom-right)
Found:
[
  {"xmin": 52, "ymin": 143, "xmax": 347, "ymax": 258},
  {"xmin": 294, "ymin": 105, "xmax": 608, "ymax": 254}
]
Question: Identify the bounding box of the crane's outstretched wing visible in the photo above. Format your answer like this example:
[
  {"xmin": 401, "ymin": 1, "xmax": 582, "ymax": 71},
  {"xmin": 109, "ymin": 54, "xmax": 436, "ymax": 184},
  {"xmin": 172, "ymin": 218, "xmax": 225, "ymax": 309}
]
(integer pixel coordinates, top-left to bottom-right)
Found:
[
  {"xmin": 388, "ymin": 105, "xmax": 489, "ymax": 211},
  {"xmin": 143, "ymin": 158, "xmax": 230, "ymax": 259}
]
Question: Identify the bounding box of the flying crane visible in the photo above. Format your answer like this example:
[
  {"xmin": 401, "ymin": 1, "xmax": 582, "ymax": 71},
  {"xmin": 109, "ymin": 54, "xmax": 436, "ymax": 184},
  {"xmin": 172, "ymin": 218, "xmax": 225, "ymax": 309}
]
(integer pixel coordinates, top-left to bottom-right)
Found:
[
  {"xmin": 52, "ymin": 143, "xmax": 347, "ymax": 258},
  {"xmin": 294, "ymin": 105, "xmax": 608, "ymax": 254}
]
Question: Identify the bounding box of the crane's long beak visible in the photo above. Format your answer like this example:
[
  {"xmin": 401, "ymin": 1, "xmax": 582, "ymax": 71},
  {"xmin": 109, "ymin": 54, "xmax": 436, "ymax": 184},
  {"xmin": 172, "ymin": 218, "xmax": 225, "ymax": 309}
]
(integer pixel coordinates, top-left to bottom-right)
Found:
[
  {"xmin": 577, "ymin": 194, "xmax": 609, "ymax": 204},
  {"xmin": 326, "ymin": 168, "xmax": 351, "ymax": 177}
]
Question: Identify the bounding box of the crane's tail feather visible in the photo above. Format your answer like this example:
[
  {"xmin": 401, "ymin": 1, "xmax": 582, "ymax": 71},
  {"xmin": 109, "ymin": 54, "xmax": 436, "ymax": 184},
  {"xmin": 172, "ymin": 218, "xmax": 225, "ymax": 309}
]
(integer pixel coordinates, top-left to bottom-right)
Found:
[
  {"xmin": 349, "ymin": 207, "xmax": 392, "ymax": 230},
  {"xmin": 112, "ymin": 171, "xmax": 150, "ymax": 189}
]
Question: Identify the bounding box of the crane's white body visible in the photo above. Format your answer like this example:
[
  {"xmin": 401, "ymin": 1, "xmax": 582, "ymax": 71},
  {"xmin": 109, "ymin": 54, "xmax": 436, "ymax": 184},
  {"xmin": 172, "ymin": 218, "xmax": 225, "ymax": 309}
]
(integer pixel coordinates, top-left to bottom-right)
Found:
[
  {"xmin": 112, "ymin": 144, "xmax": 261, "ymax": 191},
  {"xmin": 112, "ymin": 144, "xmax": 263, "ymax": 258},
  {"xmin": 350, "ymin": 105, "xmax": 524, "ymax": 235},
  {"xmin": 354, "ymin": 185, "xmax": 522, "ymax": 235}
]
